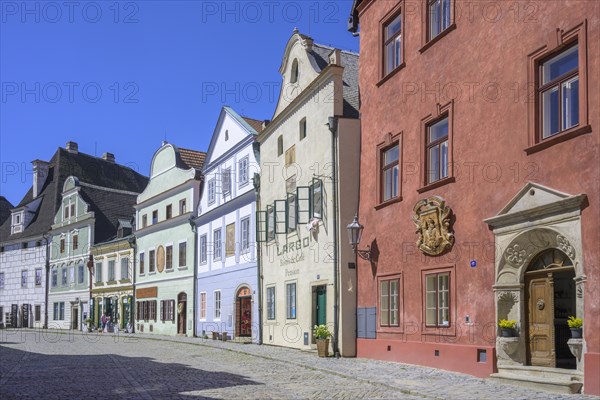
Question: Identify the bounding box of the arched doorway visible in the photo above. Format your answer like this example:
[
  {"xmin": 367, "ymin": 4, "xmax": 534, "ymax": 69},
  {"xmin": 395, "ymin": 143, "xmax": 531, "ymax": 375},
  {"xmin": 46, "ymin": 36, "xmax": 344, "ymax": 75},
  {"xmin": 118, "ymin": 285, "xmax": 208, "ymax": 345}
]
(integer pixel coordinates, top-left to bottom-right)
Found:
[
  {"xmin": 236, "ymin": 286, "xmax": 252, "ymax": 337},
  {"xmin": 525, "ymin": 248, "xmax": 576, "ymax": 369},
  {"xmin": 177, "ymin": 292, "xmax": 187, "ymax": 335}
]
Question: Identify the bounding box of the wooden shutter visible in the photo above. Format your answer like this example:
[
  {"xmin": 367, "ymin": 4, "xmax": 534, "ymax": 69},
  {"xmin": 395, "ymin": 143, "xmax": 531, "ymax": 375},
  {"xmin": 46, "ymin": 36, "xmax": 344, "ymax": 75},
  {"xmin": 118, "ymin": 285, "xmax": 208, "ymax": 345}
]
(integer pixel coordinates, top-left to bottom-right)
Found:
[
  {"xmin": 312, "ymin": 178, "xmax": 323, "ymax": 219},
  {"xmin": 256, "ymin": 211, "xmax": 267, "ymax": 243},
  {"xmin": 287, "ymin": 192, "xmax": 296, "ymax": 232},
  {"xmin": 296, "ymin": 186, "xmax": 311, "ymax": 224},
  {"xmin": 170, "ymin": 300, "xmax": 175, "ymax": 322},
  {"xmin": 274, "ymin": 200, "xmax": 287, "ymax": 234},
  {"xmin": 160, "ymin": 300, "xmax": 165, "ymax": 321}
]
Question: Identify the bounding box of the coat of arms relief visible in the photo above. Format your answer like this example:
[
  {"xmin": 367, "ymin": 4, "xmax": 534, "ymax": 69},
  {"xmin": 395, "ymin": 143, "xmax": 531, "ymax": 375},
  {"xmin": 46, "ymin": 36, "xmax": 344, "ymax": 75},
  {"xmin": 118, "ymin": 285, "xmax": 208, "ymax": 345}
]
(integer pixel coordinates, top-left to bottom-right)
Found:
[{"xmin": 413, "ymin": 196, "xmax": 455, "ymax": 256}]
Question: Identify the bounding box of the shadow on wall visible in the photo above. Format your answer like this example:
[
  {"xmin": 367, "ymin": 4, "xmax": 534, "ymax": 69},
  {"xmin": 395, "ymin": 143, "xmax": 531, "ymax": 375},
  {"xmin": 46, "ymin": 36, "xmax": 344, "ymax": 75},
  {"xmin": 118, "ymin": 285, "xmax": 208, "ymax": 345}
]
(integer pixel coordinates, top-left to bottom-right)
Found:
[{"xmin": 0, "ymin": 344, "xmax": 260, "ymax": 399}]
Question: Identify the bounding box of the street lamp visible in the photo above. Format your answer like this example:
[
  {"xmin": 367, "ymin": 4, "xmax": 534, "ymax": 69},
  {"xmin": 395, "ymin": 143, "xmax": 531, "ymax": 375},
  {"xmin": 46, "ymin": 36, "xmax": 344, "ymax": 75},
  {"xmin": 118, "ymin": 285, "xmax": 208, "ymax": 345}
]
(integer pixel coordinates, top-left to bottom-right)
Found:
[{"xmin": 347, "ymin": 214, "xmax": 372, "ymax": 261}]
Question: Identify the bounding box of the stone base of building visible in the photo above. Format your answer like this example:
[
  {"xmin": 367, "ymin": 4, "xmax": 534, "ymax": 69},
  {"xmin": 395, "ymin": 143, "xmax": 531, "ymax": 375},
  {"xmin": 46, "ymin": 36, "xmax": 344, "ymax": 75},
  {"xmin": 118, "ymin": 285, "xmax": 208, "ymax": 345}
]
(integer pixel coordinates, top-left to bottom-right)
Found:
[
  {"xmin": 584, "ymin": 352, "xmax": 600, "ymax": 396},
  {"xmin": 357, "ymin": 339, "xmax": 496, "ymax": 378}
]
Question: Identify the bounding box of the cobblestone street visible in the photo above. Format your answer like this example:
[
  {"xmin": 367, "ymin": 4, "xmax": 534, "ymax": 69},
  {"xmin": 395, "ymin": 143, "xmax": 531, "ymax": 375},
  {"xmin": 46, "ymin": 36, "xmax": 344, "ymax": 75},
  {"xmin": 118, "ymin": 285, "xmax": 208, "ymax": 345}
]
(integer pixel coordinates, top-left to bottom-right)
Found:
[{"xmin": 0, "ymin": 329, "xmax": 593, "ymax": 399}]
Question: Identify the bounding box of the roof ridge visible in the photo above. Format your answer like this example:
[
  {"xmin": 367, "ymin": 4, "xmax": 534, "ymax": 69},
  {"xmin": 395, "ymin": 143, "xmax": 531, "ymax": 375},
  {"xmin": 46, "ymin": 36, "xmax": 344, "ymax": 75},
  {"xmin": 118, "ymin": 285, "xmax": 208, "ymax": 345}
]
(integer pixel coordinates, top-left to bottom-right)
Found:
[
  {"xmin": 312, "ymin": 42, "xmax": 359, "ymax": 57},
  {"xmin": 78, "ymin": 181, "xmax": 141, "ymax": 196}
]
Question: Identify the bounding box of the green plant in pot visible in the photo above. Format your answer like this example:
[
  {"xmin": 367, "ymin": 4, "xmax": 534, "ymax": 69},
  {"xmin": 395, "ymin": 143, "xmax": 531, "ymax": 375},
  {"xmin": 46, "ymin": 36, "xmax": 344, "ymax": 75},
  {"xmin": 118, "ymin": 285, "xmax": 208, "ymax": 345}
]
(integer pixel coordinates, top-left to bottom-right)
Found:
[
  {"xmin": 84, "ymin": 318, "xmax": 93, "ymax": 332},
  {"xmin": 567, "ymin": 316, "xmax": 583, "ymax": 338},
  {"xmin": 313, "ymin": 325, "xmax": 332, "ymax": 357},
  {"xmin": 498, "ymin": 319, "xmax": 517, "ymax": 337}
]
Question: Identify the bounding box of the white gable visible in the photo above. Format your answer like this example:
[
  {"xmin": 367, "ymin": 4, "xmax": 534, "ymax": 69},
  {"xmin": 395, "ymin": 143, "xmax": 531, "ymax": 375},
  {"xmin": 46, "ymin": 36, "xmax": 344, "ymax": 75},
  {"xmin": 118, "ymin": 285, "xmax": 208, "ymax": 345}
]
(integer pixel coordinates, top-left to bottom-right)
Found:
[
  {"xmin": 497, "ymin": 182, "xmax": 574, "ymax": 215},
  {"xmin": 205, "ymin": 110, "xmax": 254, "ymax": 167}
]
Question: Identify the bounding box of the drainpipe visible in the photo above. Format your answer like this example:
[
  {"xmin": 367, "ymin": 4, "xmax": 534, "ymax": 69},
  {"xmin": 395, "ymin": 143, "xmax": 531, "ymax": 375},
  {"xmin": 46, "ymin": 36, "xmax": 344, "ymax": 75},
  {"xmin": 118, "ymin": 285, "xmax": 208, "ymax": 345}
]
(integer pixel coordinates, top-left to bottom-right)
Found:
[
  {"xmin": 327, "ymin": 116, "xmax": 341, "ymax": 358},
  {"xmin": 191, "ymin": 216, "xmax": 199, "ymax": 337},
  {"xmin": 253, "ymin": 173, "xmax": 263, "ymax": 345},
  {"xmin": 128, "ymin": 235, "xmax": 136, "ymax": 333},
  {"xmin": 42, "ymin": 232, "xmax": 51, "ymax": 329}
]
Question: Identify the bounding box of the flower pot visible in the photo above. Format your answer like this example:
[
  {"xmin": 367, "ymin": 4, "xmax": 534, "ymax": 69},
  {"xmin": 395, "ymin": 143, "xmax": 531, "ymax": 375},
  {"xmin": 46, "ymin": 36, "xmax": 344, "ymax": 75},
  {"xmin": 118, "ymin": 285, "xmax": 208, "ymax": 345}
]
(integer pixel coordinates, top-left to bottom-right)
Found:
[
  {"xmin": 316, "ymin": 339, "xmax": 329, "ymax": 357},
  {"xmin": 570, "ymin": 328, "xmax": 582, "ymax": 338},
  {"xmin": 212, "ymin": 331, "xmax": 218, "ymax": 340},
  {"xmin": 500, "ymin": 328, "xmax": 516, "ymax": 337}
]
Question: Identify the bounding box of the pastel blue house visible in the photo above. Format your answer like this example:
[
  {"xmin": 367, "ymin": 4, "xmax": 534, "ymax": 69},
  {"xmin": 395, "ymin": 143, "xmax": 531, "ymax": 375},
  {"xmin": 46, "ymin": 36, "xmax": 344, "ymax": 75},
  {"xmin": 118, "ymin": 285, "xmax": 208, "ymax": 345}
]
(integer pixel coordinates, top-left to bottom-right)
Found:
[{"xmin": 195, "ymin": 106, "xmax": 263, "ymax": 342}]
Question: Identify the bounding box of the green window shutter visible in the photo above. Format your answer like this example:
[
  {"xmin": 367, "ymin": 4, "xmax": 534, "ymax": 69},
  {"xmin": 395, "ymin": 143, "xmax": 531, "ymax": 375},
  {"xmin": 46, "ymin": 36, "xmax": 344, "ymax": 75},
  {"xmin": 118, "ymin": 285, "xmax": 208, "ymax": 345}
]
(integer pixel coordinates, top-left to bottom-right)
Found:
[
  {"xmin": 266, "ymin": 205, "xmax": 275, "ymax": 241},
  {"xmin": 296, "ymin": 186, "xmax": 311, "ymax": 224},
  {"xmin": 287, "ymin": 192, "xmax": 297, "ymax": 232},
  {"xmin": 312, "ymin": 178, "xmax": 323, "ymax": 219},
  {"xmin": 274, "ymin": 200, "xmax": 287, "ymax": 234},
  {"xmin": 255, "ymin": 211, "xmax": 267, "ymax": 243}
]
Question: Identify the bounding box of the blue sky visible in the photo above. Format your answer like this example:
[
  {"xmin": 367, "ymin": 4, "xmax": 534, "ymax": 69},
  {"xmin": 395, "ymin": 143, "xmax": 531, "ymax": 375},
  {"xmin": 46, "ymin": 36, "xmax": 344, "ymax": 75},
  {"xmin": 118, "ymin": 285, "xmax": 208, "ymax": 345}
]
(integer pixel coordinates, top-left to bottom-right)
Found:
[{"xmin": 0, "ymin": 0, "xmax": 358, "ymax": 205}]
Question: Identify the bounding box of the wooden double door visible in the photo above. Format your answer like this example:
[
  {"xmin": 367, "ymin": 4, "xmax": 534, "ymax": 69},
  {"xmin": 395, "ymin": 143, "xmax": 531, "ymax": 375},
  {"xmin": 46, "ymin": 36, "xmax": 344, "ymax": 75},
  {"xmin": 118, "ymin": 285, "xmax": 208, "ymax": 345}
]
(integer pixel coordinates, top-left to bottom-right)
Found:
[{"xmin": 526, "ymin": 268, "xmax": 575, "ymax": 369}]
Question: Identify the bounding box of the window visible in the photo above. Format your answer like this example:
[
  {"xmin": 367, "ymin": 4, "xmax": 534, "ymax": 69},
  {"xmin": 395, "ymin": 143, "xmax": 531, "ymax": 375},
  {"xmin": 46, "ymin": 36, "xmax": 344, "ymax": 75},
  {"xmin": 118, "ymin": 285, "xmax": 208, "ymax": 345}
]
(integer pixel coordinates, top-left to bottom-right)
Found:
[
  {"xmin": 0, "ymin": 272, "xmax": 4, "ymax": 288},
  {"xmin": 77, "ymin": 264, "xmax": 84, "ymax": 284},
  {"xmin": 166, "ymin": 204, "xmax": 172, "ymax": 219},
  {"xmin": 108, "ymin": 260, "xmax": 115, "ymax": 281},
  {"xmin": 139, "ymin": 252, "xmax": 145, "ymax": 275},
  {"xmin": 240, "ymin": 217, "xmax": 250, "ymax": 252},
  {"xmin": 382, "ymin": 145, "xmax": 399, "ymax": 202},
  {"xmin": 22, "ymin": 242, "xmax": 28, "ymax": 249},
  {"xmin": 213, "ymin": 230, "xmax": 222, "ymax": 260},
  {"xmin": 166, "ymin": 246, "xmax": 173, "ymax": 270},
  {"xmin": 179, "ymin": 199, "xmax": 187, "ymax": 214},
  {"xmin": 16, "ymin": 214, "xmax": 21, "ymax": 223},
  {"xmin": 178, "ymin": 242, "xmax": 187, "ymax": 267},
  {"xmin": 239, "ymin": 156, "xmax": 249, "ymax": 186},
  {"xmin": 142, "ymin": 215, "xmax": 147, "ymax": 228},
  {"xmin": 53, "ymin": 302, "xmax": 65, "ymax": 320},
  {"xmin": 149, "ymin": 250, "xmax": 156, "ymax": 273},
  {"xmin": 60, "ymin": 238, "xmax": 65, "ymax": 253},
  {"xmin": 425, "ymin": 272, "xmax": 450, "ymax": 327},
  {"xmin": 540, "ymin": 44, "xmax": 579, "ymax": 139},
  {"xmin": 160, "ymin": 300, "xmax": 175, "ymax": 322},
  {"xmin": 214, "ymin": 290, "xmax": 221, "ymax": 319},
  {"xmin": 287, "ymin": 193, "xmax": 296, "ymax": 233},
  {"xmin": 21, "ymin": 270, "xmax": 27, "ymax": 287},
  {"xmin": 70, "ymin": 203, "xmax": 75, "ymax": 218},
  {"xmin": 299, "ymin": 118, "xmax": 307, "ymax": 140},
  {"xmin": 286, "ymin": 283, "xmax": 296, "ymax": 319},
  {"xmin": 285, "ymin": 146, "xmax": 296, "ymax": 167},
  {"xmin": 200, "ymin": 235, "xmax": 207, "ymax": 264},
  {"xmin": 61, "ymin": 267, "xmax": 67, "ymax": 285},
  {"xmin": 290, "ymin": 58, "xmax": 299, "ymax": 83},
  {"xmin": 267, "ymin": 205, "xmax": 275, "ymax": 241},
  {"xmin": 380, "ymin": 279, "xmax": 399, "ymax": 327},
  {"xmin": 69, "ymin": 266, "xmax": 75, "ymax": 285},
  {"xmin": 226, "ymin": 223, "xmax": 235, "ymax": 257},
  {"xmin": 222, "ymin": 168, "xmax": 232, "ymax": 195},
  {"xmin": 426, "ymin": 116, "xmax": 449, "ymax": 184},
  {"xmin": 121, "ymin": 257, "xmax": 129, "ymax": 280},
  {"xmin": 51, "ymin": 269, "xmax": 57, "ymax": 287},
  {"xmin": 277, "ymin": 136, "xmax": 283, "ymax": 156},
  {"xmin": 428, "ymin": 0, "xmax": 451, "ymax": 41},
  {"xmin": 200, "ymin": 292, "xmax": 206, "ymax": 319},
  {"xmin": 64, "ymin": 206, "xmax": 69, "ymax": 219},
  {"xmin": 207, "ymin": 178, "xmax": 216, "ymax": 204},
  {"xmin": 35, "ymin": 268, "xmax": 42, "ymax": 286},
  {"xmin": 35, "ymin": 305, "xmax": 41, "ymax": 322},
  {"xmin": 267, "ymin": 286, "xmax": 275, "ymax": 320},
  {"xmin": 384, "ymin": 12, "xmax": 402, "ymax": 75},
  {"xmin": 152, "ymin": 210, "xmax": 158, "ymax": 224},
  {"xmin": 312, "ymin": 179, "xmax": 323, "ymax": 219},
  {"xmin": 95, "ymin": 262, "xmax": 102, "ymax": 283}
]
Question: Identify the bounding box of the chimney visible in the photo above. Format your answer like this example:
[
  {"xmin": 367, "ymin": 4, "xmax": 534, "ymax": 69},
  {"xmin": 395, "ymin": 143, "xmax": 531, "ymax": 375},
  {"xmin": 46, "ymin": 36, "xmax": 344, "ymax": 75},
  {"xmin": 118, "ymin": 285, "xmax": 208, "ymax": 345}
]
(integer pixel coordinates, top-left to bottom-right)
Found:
[
  {"xmin": 66, "ymin": 141, "xmax": 78, "ymax": 154},
  {"xmin": 102, "ymin": 152, "xmax": 115, "ymax": 163},
  {"xmin": 32, "ymin": 160, "xmax": 50, "ymax": 198},
  {"xmin": 262, "ymin": 120, "xmax": 270, "ymax": 129},
  {"xmin": 329, "ymin": 49, "xmax": 341, "ymax": 66}
]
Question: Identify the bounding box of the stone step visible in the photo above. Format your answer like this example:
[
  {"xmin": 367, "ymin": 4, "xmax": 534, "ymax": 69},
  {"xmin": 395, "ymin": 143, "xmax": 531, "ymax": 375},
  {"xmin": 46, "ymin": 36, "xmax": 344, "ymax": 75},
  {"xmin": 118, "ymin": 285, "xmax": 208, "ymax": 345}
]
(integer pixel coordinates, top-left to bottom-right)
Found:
[
  {"xmin": 489, "ymin": 372, "xmax": 583, "ymax": 394},
  {"xmin": 497, "ymin": 365, "xmax": 583, "ymax": 380}
]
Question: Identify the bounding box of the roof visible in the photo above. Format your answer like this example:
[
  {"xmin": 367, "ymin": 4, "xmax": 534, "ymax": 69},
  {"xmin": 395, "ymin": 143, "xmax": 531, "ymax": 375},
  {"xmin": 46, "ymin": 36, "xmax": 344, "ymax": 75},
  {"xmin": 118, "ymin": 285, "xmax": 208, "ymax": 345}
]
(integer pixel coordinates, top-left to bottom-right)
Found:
[
  {"xmin": 0, "ymin": 196, "xmax": 13, "ymax": 226},
  {"xmin": 0, "ymin": 146, "xmax": 148, "ymax": 244},
  {"xmin": 348, "ymin": 0, "xmax": 362, "ymax": 33},
  {"xmin": 309, "ymin": 43, "xmax": 360, "ymax": 118},
  {"xmin": 242, "ymin": 117, "xmax": 265, "ymax": 133},
  {"xmin": 177, "ymin": 147, "xmax": 207, "ymax": 170}
]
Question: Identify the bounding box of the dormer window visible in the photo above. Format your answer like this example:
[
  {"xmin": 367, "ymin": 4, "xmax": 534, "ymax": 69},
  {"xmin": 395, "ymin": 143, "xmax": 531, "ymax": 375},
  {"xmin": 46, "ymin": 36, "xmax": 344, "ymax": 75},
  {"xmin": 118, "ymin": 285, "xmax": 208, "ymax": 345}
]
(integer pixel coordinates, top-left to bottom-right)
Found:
[
  {"xmin": 11, "ymin": 211, "xmax": 24, "ymax": 234},
  {"xmin": 291, "ymin": 59, "xmax": 299, "ymax": 83}
]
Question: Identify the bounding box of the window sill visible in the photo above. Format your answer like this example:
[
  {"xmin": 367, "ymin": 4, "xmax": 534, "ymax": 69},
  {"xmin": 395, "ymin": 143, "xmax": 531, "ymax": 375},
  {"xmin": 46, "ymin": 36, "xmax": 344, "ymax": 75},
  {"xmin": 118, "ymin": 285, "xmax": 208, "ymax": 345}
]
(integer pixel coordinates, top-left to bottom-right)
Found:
[
  {"xmin": 106, "ymin": 280, "xmax": 117, "ymax": 285},
  {"xmin": 178, "ymin": 266, "xmax": 188, "ymax": 270},
  {"xmin": 422, "ymin": 326, "xmax": 456, "ymax": 337},
  {"xmin": 118, "ymin": 279, "xmax": 131, "ymax": 284},
  {"xmin": 419, "ymin": 24, "xmax": 457, "ymax": 54},
  {"xmin": 165, "ymin": 268, "xmax": 174, "ymax": 273},
  {"xmin": 377, "ymin": 326, "xmax": 404, "ymax": 334},
  {"xmin": 417, "ymin": 176, "xmax": 455, "ymax": 194},
  {"xmin": 374, "ymin": 196, "xmax": 402, "ymax": 210},
  {"xmin": 376, "ymin": 62, "xmax": 406, "ymax": 87},
  {"xmin": 525, "ymin": 124, "xmax": 591, "ymax": 155},
  {"xmin": 95, "ymin": 282, "xmax": 105, "ymax": 286}
]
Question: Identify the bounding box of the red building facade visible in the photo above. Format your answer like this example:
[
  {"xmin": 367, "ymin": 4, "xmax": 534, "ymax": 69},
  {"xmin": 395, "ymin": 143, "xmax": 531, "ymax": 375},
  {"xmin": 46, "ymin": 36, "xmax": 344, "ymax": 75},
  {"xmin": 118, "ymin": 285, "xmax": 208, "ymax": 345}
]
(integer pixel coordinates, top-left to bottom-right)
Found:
[{"xmin": 350, "ymin": 0, "xmax": 599, "ymax": 394}]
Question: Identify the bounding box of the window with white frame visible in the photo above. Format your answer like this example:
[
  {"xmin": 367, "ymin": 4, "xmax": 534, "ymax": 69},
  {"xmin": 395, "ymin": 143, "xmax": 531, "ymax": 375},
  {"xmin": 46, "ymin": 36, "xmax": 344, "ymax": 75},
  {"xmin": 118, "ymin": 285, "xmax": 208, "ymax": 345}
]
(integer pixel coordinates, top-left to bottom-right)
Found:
[
  {"xmin": 200, "ymin": 292, "xmax": 206, "ymax": 319},
  {"xmin": 207, "ymin": 178, "xmax": 216, "ymax": 204},
  {"xmin": 222, "ymin": 167, "xmax": 232, "ymax": 195},
  {"xmin": 139, "ymin": 252, "xmax": 145, "ymax": 275},
  {"xmin": 36, "ymin": 268, "xmax": 43, "ymax": 286},
  {"xmin": 166, "ymin": 246, "xmax": 173, "ymax": 270},
  {"xmin": 214, "ymin": 290, "xmax": 221, "ymax": 319},
  {"xmin": 213, "ymin": 229, "xmax": 222, "ymax": 260},
  {"xmin": 0, "ymin": 272, "xmax": 4, "ymax": 288},
  {"xmin": 200, "ymin": 234, "xmax": 207, "ymax": 264},
  {"xmin": 267, "ymin": 286, "xmax": 275, "ymax": 320},
  {"xmin": 61, "ymin": 267, "xmax": 68, "ymax": 285},
  {"xmin": 239, "ymin": 156, "xmax": 249, "ymax": 186},
  {"xmin": 240, "ymin": 217, "xmax": 250, "ymax": 252},
  {"xmin": 286, "ymin": 283, "xmax": 296, "ymax": 319},
  {"xmin": 178, "ymin": 242, "xmax": 187, "ymax": 267},
  {"xmin": 108, "ymin": 260, "xmax": 115, "ymax": 281},
  {"xmin": 69, "ymin": 266, "xmax": 75, "ymax": 285},
  {"xmin": 51, "ymin": 269, "xmax": 57, "ymax": 287},
  {"xmin": 95, "ymin": 262, "xmax": 102, "ymax": 283},
  {"xmin": 149, "ymin": 249, "xmax": 156, "ymax": 273},
  {"xmin": 77, "ymin": 264, "xmax": 84, "ymax": 284},
  {"xmin": 21, "ymin": 270, "xmax": 27, "ymax": 287},
  {"xmin": 121, "ymin": 257, "xmax": 129, "ymax": 280}
]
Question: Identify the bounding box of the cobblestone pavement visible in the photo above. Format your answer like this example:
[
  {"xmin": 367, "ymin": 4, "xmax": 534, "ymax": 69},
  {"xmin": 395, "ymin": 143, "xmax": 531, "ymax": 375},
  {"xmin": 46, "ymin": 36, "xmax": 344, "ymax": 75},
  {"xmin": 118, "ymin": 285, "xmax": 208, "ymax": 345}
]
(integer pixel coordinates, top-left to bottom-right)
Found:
[{"xmin": 0, "ymin": 329, "xmax": 593, "ymax": 400}]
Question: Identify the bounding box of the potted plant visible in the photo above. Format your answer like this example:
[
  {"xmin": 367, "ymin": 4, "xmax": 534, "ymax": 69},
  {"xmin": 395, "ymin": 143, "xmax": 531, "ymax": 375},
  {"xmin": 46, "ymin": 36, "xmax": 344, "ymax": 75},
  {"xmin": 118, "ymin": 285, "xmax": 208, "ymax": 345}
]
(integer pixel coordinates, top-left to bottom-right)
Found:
[
  {"xmin": 84, "ymin": 318, "xmax": 93, "ymax": 332},
  {"xmin": 498, "ymin": 319, "xmax": 517, "ymax": 337},
  {"xmin": 313, "ymin": 325, "xmax": 332, "ymax": 357},
  {"xmin": 567, "ymin": 316, "xmax": 583, "ymax": 338}
]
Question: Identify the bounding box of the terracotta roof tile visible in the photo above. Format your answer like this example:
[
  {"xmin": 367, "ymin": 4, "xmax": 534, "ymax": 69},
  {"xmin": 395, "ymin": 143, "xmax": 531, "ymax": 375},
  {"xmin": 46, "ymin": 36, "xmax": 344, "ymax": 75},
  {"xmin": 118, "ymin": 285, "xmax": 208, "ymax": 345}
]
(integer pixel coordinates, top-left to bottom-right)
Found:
[{"xmin": 178, "ymin": 148, "xmax": 207, "ymax": 170}]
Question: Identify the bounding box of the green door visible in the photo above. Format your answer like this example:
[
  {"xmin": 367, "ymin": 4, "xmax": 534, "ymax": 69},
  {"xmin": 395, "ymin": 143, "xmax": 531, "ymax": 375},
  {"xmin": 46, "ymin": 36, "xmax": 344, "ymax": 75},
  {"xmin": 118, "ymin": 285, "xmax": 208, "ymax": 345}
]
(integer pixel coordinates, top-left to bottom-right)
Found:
[{"xmin": 316, "ymin": 286, "xmax": 326, "ymax": 326}]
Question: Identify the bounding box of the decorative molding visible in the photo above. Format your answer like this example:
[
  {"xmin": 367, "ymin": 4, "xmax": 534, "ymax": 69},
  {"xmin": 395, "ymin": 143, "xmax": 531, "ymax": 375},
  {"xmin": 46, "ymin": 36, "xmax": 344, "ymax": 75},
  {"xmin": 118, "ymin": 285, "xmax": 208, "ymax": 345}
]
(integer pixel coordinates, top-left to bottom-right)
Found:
[
  {"xmin": 412, "ymin": 196, "xmax": 454, "ymax": 256},
  {"xmin": 556, "ymin": 234, "xmax": 575, "ymax": 259},
  {"xmin": 505, "ymin": 243, "xmax": 529, "ymax": 268}
]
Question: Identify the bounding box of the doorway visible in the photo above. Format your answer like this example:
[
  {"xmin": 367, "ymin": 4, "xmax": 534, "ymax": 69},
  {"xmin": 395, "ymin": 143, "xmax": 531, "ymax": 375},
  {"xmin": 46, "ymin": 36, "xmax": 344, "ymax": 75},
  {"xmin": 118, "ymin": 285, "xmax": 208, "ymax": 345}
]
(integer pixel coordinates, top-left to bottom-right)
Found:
[
  {"xmin": 236, "ymin": 287, "xmax": 252, "ymax": 337},
  {"xmin": 177, "ymin": 292, "xmax": 187, "ymax": 335},
  {"xmin": 72, "ymin": 306, "xmax": 78, "ymax": 330},
  {"xmin": 312, "ymin": 285, "xmax": 327, "ymax": 343},
  {"xmin": 525, "ymin": 249, "xmax": 576, "ymax": 369}
]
